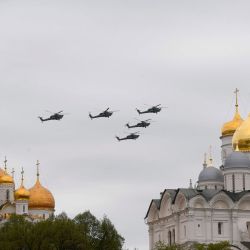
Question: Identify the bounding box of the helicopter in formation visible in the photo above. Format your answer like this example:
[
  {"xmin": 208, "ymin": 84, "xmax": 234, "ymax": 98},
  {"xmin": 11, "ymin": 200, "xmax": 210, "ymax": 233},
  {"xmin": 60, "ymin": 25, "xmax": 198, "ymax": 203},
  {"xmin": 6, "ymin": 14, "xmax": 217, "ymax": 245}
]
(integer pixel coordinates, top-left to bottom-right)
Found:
[
  {"xmin": 38, "ymin": 111, "xmax": 65, "ymax": 122},
  {"xmin": 89, "ymin": 108, "xmax": 118, "ymax": 119},
  {"xmin": 136, "ymin": 104, "xmax": 164, "ymax": 115},
  {"xmin": 116, "ymin": 132, "xmax": 140, "ymax": 141},
  {"xmin": 126, "ymin": 119, "xmax": 151, "ymax": 129}
]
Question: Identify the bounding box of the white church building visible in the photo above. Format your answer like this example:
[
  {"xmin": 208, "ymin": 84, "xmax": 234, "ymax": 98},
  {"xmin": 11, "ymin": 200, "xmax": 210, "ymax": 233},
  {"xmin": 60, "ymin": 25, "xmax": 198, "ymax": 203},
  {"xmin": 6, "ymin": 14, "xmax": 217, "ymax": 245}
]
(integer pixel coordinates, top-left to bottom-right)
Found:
[{"xmin": 145, "ymin": 90, "xmax": 250, "ymax": 250}]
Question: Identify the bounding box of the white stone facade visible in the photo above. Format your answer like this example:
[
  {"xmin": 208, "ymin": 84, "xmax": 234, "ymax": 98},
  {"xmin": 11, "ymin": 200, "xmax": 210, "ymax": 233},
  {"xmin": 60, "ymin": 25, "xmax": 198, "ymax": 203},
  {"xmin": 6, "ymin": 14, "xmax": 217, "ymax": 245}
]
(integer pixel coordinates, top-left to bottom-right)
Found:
[{"xmin": 146, "ymin": 131, "xmax": 250, "ymax": 250}]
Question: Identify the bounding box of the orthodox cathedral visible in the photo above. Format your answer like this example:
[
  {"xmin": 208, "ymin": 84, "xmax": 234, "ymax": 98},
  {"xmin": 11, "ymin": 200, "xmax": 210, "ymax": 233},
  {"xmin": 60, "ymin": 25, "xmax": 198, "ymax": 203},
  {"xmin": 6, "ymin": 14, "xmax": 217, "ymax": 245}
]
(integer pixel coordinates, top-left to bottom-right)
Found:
[
  {"xmin": 0, "ymin": 159, "xmax": 55, "ymax": 222},
  {"xmin": 145, "ymin": 90, "xmax": 250, "ymax": 250}
]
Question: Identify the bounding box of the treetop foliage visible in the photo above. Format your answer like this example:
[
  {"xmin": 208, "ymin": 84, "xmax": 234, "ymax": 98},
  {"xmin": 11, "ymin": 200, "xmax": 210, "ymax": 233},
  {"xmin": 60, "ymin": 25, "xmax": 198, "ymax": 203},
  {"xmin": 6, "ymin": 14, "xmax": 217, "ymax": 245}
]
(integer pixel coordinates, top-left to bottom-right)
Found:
[{"xmin": 0, "ymin": 211, "xmax": 124, "ymax": 250}]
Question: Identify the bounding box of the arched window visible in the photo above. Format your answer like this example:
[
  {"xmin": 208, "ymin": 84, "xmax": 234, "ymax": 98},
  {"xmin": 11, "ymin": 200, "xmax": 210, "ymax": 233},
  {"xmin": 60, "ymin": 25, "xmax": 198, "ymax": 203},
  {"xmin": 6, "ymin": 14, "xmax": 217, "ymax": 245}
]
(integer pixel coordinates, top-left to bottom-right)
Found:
[
  {"xmin": 23, "ymin": 205, "xmax": 25, "ymax": 213},
  {"xmin": 184, "ymin": 225, "xmax": 186, "ymax": 237},
  {"xmin": 168, "ymin": 231, "xmax": 172, "ymax": 246},
  {"xmin": 6, "ymin": 190, "xmax": 9, "ymax": 201},
  {"xmin": 243, "ymin": 174, "xmax": 246, "ymax": 191}
]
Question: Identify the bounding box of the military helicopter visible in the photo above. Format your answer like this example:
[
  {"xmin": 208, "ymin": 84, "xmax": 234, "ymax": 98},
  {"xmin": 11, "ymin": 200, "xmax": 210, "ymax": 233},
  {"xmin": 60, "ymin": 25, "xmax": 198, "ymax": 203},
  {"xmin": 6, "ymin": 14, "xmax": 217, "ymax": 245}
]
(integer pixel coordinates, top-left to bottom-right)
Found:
[
  {"xmin": 115, "ymin": 132, "xmax": 140, "ymax": 141},
  {"xmin": 89, "ymin": 108, "xmax": 118, "ymax": 119},
  {"xmin": 38, "ymin": 111, "xmax": 65, "ymax": 122},
  {"xmin": 136, "ymin": 104, "xmax": 165, "ymax": 115},
  {"xmin": 126, "ymin": 119, "xmax": 151, "ymax": 129}
]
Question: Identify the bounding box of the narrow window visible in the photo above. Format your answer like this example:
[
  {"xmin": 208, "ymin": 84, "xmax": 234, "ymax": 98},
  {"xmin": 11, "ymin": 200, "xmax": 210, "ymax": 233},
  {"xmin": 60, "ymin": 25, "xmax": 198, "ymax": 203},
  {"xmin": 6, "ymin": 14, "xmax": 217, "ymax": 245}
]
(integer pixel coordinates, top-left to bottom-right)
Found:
[
  {"xmin": 43, "ymin": 214, "xmax": 45, "ymax": 219},
  {"xmin": 218, "ymin": 222, "xmax": 223, "ymax": 235},
  {"xmin": 243, "ymin": 174, "xmax": 246, "ymax": 191},
  {"xmin": 6, "ymin": 190, "xmax": 9, "ymax": 201},
  {"xmin": 232, "ymin": 174, "xmax": 235, "ymax": 192},
  {"xmin": 168, "ymin": 231, "xmax": 172, "ymax": 246},
  {"xmin": 172, "ymin": 229, "xmax": 175, "ymax": 244},
  {"xmin": 184, "ymin": 226, "xmax": 186, "ymax": 237},
  {"xmin": 215, "ymin": 185, "xmax": 217, "ymax": 190},
  {"xmin": 205, "ymin": 185, "xmax": 207, "ymax": 189},
  {"xmin": 23, "ymin": 205, "xmax": 25, "ymax": 213}
]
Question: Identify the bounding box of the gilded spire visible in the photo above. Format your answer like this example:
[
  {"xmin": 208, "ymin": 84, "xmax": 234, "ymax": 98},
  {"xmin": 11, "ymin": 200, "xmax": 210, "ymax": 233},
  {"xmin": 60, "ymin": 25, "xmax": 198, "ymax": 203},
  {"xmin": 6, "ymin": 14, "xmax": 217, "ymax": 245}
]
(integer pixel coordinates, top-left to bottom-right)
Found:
[
  {"xmin": 208, "ymin": 146, "xmax": 213, "ymax": 166},
  {"xmin": 36, "ymin": 160, "xmax": 40, "ymax": 180},
  {"xmin": 203, "ymin": 153, "xmax": 207, "ymax": 168}
]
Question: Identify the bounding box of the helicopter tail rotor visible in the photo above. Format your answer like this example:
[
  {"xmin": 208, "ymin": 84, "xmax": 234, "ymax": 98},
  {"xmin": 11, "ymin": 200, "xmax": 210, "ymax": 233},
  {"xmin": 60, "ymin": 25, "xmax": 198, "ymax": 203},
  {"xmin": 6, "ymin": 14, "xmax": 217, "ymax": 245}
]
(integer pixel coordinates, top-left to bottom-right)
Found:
[
  {"xmin": 136, "ymin": 109, "xmax": 141, "ymax": 115},
  {"xmin": 125, "ymin": 123, "xmax": 130, "ymax": 128},
  {"xmin": 115, "ymin": 136, "xmax": 121, "ymax": 142},
  {"xmin": 89, "ymin": 113, "xmax": 93, "ymax": 120},
  {"xmin": 38, "ymin": 117, "xmax": 44, "ymax": 122}
]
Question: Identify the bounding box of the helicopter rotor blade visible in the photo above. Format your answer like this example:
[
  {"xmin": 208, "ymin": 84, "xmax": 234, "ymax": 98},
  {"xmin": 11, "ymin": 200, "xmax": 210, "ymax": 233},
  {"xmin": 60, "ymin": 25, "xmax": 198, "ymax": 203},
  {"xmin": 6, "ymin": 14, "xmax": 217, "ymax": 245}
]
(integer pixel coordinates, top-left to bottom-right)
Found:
[
  {"xmin": 155, "ymin": 104, "xmax": 161, "ymax": 107},
  {"xmin": 111, "ymin": 110, "xmax": 120, "ymax": 113},
  {"xmin": 45, "ymin": 110, "xmax": 53, "ymax": 114},
  {"xmin": 57, "ymin": 110, "xmax": 64, "ymax": 114}
]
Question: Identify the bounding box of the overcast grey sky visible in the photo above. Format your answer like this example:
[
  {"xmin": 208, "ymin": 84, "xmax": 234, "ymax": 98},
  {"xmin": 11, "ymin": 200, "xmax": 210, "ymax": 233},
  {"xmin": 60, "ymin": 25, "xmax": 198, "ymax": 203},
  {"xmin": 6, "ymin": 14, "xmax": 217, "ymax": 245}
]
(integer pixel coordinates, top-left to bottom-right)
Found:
[{"xmin": 1, "ymin": 0, "xmax": 250, "ymax": 249}]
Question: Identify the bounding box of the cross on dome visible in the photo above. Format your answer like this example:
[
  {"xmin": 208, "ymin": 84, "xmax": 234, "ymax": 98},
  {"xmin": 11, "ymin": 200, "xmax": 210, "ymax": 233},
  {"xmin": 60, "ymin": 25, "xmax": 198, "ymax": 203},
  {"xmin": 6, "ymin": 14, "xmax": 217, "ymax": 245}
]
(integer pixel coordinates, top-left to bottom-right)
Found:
[
  {"xmin": 234, "ymin": 88, "xmax": 239, "ymax": 112},
  {"xmin": 11, "ymin": 168, "xmax": 15, "ymax": 178},
  {"xmin": 36, "ymin": 160, "xmax": 40, "ymax": 180}
]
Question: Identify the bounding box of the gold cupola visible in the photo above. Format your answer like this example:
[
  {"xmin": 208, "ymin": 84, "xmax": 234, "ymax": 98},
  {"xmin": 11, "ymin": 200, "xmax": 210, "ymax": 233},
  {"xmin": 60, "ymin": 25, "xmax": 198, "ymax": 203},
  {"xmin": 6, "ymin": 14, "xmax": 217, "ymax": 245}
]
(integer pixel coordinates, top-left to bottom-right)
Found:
[
  {"xmin": 232, "ymin": 113, "xmax": 250, "ymax": 152},
  {"xmin": 221, "ymin": 89, "xmax": 244, "ymax": 137},
  {"xmin": 28, "ymin": 161, "xmax": 55, "ymax": 210},
  {"xmin": 15, "ymin": 168, "xmax": 30, "ymax": 200},
  {"xmin": 0, "ymin": 157, "xmax": 14, "ymax": 184}
]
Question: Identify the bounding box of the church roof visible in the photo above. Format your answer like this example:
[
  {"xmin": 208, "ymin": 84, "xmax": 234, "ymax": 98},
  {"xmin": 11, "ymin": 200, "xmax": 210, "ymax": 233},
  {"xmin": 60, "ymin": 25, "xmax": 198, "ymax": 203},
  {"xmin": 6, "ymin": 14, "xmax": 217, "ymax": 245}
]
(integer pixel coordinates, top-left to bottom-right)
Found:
[{"xmin": 145, "ymin": 188, "xmax": 250, "ymax": 219}]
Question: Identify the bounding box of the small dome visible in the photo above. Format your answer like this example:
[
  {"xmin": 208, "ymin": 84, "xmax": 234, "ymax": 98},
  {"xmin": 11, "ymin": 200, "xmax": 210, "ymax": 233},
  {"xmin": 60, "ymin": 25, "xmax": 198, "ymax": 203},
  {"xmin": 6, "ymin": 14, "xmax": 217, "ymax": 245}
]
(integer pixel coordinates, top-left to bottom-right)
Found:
[
  {"xmin": 29, "ymin": 180, "xmax": 55, "ymax": 210},
  {"xmin": 0, "ymin": 172, "xmax": 14, "ymax": 184},
  {"xmin": 198, "ymin": 167, "xmax": 224, "ymax": 183},
  {"xmin": 221, "ymin": 111, "xmax": 243, "ymax": 136},
  {"xmin": 232, "ymin": 114, "xmax": 250, "ymax": 152},
  {"xmin": 15, "ymin": 184, "xmax": 30, "ymax": 200},
  {"xmin": 224, "ymin": 151, "xmax": 250, "ymax": 169}
]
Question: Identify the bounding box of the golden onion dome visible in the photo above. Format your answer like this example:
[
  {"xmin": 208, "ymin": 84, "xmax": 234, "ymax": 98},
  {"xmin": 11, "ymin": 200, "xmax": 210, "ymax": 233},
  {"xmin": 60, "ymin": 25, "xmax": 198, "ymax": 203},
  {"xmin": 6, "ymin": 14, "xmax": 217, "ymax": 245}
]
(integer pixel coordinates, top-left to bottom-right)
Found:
[
  {"xmin": 15, "ymin": 184, "xmax": 30, "ymax": 200},
  {"xmin": 232, "ymin": 113, "xmax": 250, "ymax": 152},
  {"xmin": 0, "ymin": 172, "xmax": 14, "ymax": 184},
  {"xmin": 221, "ymin": 111, "xmax": 243, "ymax": 136},
  {"xmin": 222, "ymin": 89, "xmax": 244, "ymax": 137},
  {"xmin": 28, "ymin": 179, "xmax": 55, "ymax": 210}
]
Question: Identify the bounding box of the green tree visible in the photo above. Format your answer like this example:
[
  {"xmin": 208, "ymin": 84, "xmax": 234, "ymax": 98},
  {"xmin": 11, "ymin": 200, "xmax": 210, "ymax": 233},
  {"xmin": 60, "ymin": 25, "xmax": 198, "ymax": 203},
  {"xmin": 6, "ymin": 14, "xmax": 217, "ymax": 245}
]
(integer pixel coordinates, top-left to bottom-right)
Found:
[
  {"xmin": 74, "ymin": 211, "xmax": 102, "ymax": 250},
  {"xmin": 0, "ymin": 211, "xmax": 124, "ymax": 250},
  {"xmin": 98, "ymin": 216, "xmax": 124, "ymax": 250}
]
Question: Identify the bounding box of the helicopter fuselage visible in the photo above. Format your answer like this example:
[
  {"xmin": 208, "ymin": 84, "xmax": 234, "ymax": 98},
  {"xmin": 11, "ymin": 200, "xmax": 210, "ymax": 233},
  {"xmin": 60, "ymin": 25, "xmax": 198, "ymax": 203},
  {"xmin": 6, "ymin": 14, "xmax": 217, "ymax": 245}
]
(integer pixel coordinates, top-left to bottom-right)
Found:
[
  {"xmin": 126, "ymin": 122, "xmax": 150, "ymax": 128},
  {"xmin": 89, "ymin": 111, "xmax": 113, "ymax": 119}
]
